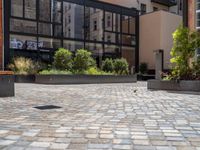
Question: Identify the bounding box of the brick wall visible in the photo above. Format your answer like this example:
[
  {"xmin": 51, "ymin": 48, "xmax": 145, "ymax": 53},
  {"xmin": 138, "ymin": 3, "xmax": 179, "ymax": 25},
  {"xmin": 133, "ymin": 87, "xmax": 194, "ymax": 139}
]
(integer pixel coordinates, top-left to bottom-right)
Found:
[
  {"xmin": 188, "ymin": 0, "xmax": 196, "ymax": 30},
  {"xmin": 0, "ymin": 0, "xmax": 2, "ymax": 69}
]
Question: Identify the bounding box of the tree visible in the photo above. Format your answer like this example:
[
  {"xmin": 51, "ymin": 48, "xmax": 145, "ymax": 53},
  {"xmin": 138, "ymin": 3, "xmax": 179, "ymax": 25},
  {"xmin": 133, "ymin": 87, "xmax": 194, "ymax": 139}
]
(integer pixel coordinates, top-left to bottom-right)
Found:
[{"xmin": 170, "ymin": 25, "xmax": 200, "ymax": 80}]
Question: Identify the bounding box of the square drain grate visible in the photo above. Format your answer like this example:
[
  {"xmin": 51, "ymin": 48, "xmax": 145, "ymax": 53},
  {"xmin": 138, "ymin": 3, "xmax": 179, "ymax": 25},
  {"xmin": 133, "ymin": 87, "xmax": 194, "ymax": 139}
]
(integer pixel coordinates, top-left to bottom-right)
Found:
[{"xmin": 34, "ymin": 105, "xmax": 62, "ymax": 110}]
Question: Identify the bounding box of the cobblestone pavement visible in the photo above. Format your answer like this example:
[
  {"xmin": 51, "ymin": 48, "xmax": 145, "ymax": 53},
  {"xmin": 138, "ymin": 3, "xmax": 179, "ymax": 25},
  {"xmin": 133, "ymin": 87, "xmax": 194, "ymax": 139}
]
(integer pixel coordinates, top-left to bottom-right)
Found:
[{"xmin": 0, "ymin": 82, "xmax": 200, "ymax": 150}]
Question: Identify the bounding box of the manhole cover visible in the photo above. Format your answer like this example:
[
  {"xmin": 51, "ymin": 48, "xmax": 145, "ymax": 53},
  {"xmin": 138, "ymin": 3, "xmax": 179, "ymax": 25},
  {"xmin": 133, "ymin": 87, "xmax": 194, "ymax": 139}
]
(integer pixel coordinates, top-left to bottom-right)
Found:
[{"xmin": 34, "ymin": 105, "xmax": 62, "ymax": 110}]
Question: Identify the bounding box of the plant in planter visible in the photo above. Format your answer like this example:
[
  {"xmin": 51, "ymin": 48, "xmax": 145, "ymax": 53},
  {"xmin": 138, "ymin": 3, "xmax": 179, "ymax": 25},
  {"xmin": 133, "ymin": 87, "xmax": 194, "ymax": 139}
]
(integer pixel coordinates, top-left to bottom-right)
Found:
[
  {"xmin": 102, "ymin": 58, "xmax": 114, "ymax": 73},
  {"xmin": 113, "ymin": 58, "xmax": 129, "ymax": 75},
  {"xmin": 73, "ymin": 49, "xmax": 96, "ymax": 74},
  {"xmin": 139, "ymin": 63, "xmax": 148, "ymax": 74},
  {"xmin": 167, "ymin": 25, "xmax": 200, "ymax": 80},
  {"xmin": 8, "ymin": 57, "xmax": 41, "ymax": 75},
  {"xmin": 53, "ymin": 48, "xmax": 73, "ymax": 71}
]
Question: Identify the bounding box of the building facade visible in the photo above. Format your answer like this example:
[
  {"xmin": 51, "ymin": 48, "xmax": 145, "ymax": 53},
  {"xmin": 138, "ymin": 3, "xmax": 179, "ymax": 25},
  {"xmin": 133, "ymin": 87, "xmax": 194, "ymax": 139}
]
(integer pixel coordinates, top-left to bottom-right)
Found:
[
  {"xmin": 2, "ymin": 0, "xmax": 139, "ymax": 71},
  {"xmin": 0, "ymin": 0, "xmax": 181, "ymax": 72},
  {"xmin": 100, "ymin": 0, "xmax": 182, "ymax": 15}
]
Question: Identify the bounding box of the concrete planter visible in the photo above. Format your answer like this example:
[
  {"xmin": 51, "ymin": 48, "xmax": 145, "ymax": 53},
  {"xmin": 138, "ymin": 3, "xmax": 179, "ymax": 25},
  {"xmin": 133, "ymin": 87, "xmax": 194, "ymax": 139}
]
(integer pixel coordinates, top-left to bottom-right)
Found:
[
  {"xmin": 148, "ymin": 80, "xmax": 200, "ymax": 92},
  {"xmin": 15, "ymin": 75, "xmax": 35, "ymax": 83},
  {"xmin": 137, "ymin": 74, "xmax": 155, "ymax": 81},
  {"xmin": 35, "ymin": 74, "xmax": 137, "ymax": 84},
  {"xmin": 0, "ymin": 72, "xmax": 15, "ymax": 97}
]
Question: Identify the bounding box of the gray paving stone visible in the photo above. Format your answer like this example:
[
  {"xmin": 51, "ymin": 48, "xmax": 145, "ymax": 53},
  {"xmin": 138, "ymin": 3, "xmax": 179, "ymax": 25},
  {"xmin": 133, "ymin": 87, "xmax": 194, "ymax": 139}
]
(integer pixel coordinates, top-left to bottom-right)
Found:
[{"xmin": 0, "ymin": 82, "xmax": 199, "ymax": 149}]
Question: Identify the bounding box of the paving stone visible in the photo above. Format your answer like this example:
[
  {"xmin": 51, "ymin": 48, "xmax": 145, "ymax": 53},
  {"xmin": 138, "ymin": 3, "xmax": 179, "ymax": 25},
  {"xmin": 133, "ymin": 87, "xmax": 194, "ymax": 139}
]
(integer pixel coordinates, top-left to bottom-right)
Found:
[
  {"xmin": 50, "ymin": 143, "xmax": 69, "ymax": 149},
  {"xmin": 30, "ymin": 142, "xmax": 50, "ymax": 148},
  {"xmin": 0, "ymin": 82, "xmax": 199, "ymax": 149}
]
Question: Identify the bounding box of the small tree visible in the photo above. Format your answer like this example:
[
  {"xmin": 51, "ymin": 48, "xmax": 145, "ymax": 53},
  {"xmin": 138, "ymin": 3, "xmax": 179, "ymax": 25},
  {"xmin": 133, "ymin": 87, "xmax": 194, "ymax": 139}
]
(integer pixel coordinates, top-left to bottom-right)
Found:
[
  {"xmin": 53, "ymin": 48, "xmax": 72, "ymax": 70},
  {"xmin": 102, "ymin": 58, "xmax": 114, "ymax": 73},
  {"xmin": 170, "ymin": 25, "xmax": 200, "ymax": 80},
  {"xmin": 73, "ymin": 49, "xmax": 96, "ymax": 73},
  {"xmin": 114, "ymin": 58, "xmax": 129, "ymax": 75},
  {"xmin": 139, "ymin": 63, "xmax": 148, "ymax": 74}
]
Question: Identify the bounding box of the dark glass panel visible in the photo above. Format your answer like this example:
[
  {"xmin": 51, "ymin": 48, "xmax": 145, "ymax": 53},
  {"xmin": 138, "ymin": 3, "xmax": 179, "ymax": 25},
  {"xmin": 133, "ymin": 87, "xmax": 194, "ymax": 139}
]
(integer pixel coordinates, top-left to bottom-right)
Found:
[
  {"xmin": 85, "ymin": 7, "xmax": 103, "ymax": 41},
  {"xmin": 11, "ymin": 0, "xmax": 23, "ymax": 17},
  {"xmin": 63, "ymin": 2, "xmax": 84, "ymax": 39},
  {"xmin": 38, "ymin": 23, "xmax": 52, "ymax": 36},
  {"xmin": 10, "ymin": 34, "xmax": 37, "ymax": 50},
  {"xmin": 25, "ymin": 0, "xmax": 36, "ymax": 19},
  {"xmin": 63, "ymin": 40, "xmax": 84, "ymax": 52},
  {"xmin": 54, "ymin": 25, "xmax": 62, "ymax": 37},
  {"xmin": 121, "ymin": 46, "xmax": 135, "ymax": 69},
  {"xmin": 38, "ymin": 38, "xmax": 61, "ymax": 49},
  {"xmin": 122, "ymin": 35, "xmax": 136, "ymax": 46},
  {"xmin": 39, "ymin": 0, "xmax": 51, "ymax": 21},
  {"xmin": 10, "ymin": 19, "xmax": 37, "ymax": 34},
  {"xmin": 53, "ymin": 1, "xmax": 62, "ymax": 23}
]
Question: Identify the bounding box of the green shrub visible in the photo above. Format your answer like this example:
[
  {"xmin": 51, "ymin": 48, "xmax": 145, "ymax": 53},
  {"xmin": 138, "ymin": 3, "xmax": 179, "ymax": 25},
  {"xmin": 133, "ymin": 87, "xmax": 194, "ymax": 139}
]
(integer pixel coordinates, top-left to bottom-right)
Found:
[
  {"xmin": 8, "ymin": 57, "xmax": 41, "ymax": 75},
  {"xmin": 102, "ymin": 58, "xmax": 114, "ymax": 73},
  {"xmin": 39, "ymin": 69, "xmax": 72, "ymax": 75},
  {"xmin": 53, "ymin": 48, "xmax": 72, "ymax": 70},
  {"xmin": 73, "ymin": 49, "xmax": 96, "ymax": 73},
  {"xmin": 113, "ymin": 58, "xmax": 129, "ymax": 75},
  {"xmin": 85, "ymin": 67, "xmax": 103, "ymax": 75},
  {"xmin": 139, "ymin": 63, "xmax": 148, "ymax": 74},
  {"xmin": 170, "ymin": 25, "xmax": 200, "ymax": 80}
]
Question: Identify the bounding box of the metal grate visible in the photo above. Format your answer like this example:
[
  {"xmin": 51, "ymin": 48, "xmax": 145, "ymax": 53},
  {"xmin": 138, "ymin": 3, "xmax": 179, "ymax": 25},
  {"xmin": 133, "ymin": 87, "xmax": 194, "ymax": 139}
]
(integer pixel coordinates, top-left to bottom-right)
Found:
[{"xmin": 34, "ymin": 105, "xmax": 62, "ymax": 110}]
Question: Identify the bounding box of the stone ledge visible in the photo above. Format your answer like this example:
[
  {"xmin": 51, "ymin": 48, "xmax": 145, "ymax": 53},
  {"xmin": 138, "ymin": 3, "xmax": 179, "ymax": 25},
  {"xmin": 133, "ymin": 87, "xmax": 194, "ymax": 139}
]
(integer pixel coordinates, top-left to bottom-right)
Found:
[
  {"xmin": 147, "ymin": 80, "xmax": 200, "ymax": 92},
  {"xmin": 35, "ymin": 75, "xmax": 137, "ymax": 85}
]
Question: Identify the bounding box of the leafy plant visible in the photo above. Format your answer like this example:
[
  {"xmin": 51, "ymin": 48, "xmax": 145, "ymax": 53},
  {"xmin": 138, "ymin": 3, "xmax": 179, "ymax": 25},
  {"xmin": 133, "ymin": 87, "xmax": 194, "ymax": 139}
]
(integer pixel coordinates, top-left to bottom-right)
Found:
[
  {"xmin": 73, "ymin": 49, "xmax": 96, "ymax": 73},
  {"xmin": 170, "ymin": 25, "xmax": 200, "ymax": 80},
  {"xmin": 102, "ymin": 58, "xmax": 114, "ymax": 73},
  {"xmin": 53, "ymin": 48, "xmax": 72, "ymax": 71},
  {"xmin": 113, "ymin": 58, "xmax": 129, "ymax": 75},
  {"xmin": 39, "ymin": 69, "xmax": 72, "ymax": 75},
  {"xmin": 139, "ymin": 63, "xmax": 148, "ymax": 74},
  {"xmin": 8, "ymin": 57, "xmax": 41, "ymax": 75}
]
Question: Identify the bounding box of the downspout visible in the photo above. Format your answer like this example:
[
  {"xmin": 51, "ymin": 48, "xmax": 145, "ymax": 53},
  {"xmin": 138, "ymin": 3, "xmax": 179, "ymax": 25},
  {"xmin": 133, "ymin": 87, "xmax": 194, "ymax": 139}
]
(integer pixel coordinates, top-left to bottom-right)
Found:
[
  {"xmin": 2, "ymin": 0, "xmax": 4, "ymax": 70},
  {"xmin": 183, "ymin": 0, "xmax": 188, "ymax": 27}
]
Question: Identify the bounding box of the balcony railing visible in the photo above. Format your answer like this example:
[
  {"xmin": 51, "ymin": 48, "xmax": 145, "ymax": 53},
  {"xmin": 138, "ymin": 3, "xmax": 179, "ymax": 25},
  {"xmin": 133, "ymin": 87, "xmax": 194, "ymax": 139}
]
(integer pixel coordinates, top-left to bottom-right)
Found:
[{"xmin": 151, "ymin": 0, "xmax": 177, "ymax": 7}]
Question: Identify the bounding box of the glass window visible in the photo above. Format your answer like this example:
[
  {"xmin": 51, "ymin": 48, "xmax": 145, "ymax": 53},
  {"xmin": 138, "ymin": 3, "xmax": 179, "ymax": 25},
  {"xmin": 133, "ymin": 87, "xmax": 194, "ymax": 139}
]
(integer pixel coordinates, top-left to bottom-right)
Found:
[
  {"xmin": 25, "ymin": 0, "xmax": 36, "ymax": 19},
  {"xmin": 122, "ymin": 35, "xmax": 136, "ymax": 46},
  {"xmin": 10, "ymin": 19, "xmax": 37, "ymax": 34},
  {"xmin": 53, "ymin": 1, "xmax": 62, "ymax": 23},
  {"xmin": 85, "ymin": 7, "xmax": 103, "ymax": 41},
  {"xmin": 11, "ymin": 0, "xmax": 23, "ymax": 17},
  {"xmin": 39, "ymin": 0, "xmax": 51, "ymax": 21},
  {"xmin": 104, "ymin": 44, "xmax": 120, "ymax": 58},
  {"xmin": 10, "ymin": 34, "xmax": 37, "ymax": 50},
  {"xmin": 54, "ymin": 25, "xmax": 62, "ymax": 37},
  {"xmin": 122, "ymin": 46, "xmax": 135, "ymax": 68},
  {"xmin": 105, "ymin": 32, "xmax": 120, "ymax": 44},
  {"xmin": 39, "ymin": 38, "xmax": 61, "ymax": 49},
  {"xmin": 63, "ymin": 2, "xmax": 84, "ymax": 39},
  {"xmin": 38, "ymin": 23, "xmax": 53, "ymax": 36},
  {"xmin": 141, "ymin": 3, "xmax": 146, "ymax": 15},
  {"xmin": 63, "ymin": 40, "xmax": 84, "ymax": 52}
]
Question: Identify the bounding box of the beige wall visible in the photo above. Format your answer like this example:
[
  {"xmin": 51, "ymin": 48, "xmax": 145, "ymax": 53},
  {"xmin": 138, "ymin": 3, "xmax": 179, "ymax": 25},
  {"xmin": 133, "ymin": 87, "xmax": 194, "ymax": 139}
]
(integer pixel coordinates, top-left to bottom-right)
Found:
[{"xmin": 140, "ymin": 11, "xmax": 182, "ymax": 70}]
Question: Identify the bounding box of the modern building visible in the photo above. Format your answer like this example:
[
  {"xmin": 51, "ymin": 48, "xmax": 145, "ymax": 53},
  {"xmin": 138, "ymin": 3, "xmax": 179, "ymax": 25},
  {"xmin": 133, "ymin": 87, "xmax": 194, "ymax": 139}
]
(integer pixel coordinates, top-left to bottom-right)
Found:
[
  {"xmin": 183, "ymin": 0, "xmax": 200, "ymax": 31},
  {"xmin": 0, "ymin": 0, "xmax": 182, "ymax": 73},
  {"xmin": 100, "ymin": 0, "xmax": 183, "ymax": 15},
  {"xmin": 102, "ymin": 0, "xmax": 183, "ymax": 72},
  {"xmin": 1, "ymin": 0, "xmax": 139, "ymax": 71}
]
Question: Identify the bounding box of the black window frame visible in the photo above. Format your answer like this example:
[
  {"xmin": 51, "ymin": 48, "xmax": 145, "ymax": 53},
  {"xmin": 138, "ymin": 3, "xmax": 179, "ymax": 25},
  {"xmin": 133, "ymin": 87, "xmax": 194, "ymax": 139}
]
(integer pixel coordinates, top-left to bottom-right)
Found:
[{"xmin": 4, "ymin": 0, "xmax": 140, "ymax": 72}]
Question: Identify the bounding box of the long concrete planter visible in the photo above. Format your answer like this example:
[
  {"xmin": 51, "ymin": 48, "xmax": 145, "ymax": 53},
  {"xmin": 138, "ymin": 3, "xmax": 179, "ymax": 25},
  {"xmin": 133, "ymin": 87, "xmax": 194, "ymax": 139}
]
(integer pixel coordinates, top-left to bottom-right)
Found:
[
  {"xmin": 35, "ymin": 74, "xmax": 137, "ymax": 84},
  {"xmin": 148, "ymin": 80, "xmax": 200, "ymax": 92},
  {"xmin": 15, "ymin": 75, "xmax": 35, "ymax": 83},
  {"xmin": 0, "ymin": 72, "xmax": 15, "ymax": 97}
]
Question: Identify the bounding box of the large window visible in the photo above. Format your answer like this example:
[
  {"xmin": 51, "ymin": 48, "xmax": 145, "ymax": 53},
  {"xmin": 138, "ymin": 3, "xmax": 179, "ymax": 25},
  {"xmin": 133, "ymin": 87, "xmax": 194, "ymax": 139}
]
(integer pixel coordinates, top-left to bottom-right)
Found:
[{"xmin": 7, "ymin": 0, "xmax": 139, "ymax": 69}]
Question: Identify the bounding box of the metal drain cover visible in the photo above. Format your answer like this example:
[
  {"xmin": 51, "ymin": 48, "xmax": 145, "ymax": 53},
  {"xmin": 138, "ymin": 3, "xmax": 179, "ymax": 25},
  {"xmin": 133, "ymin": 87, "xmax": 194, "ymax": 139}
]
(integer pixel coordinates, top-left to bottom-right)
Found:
[{"xmin": 34, "ymin": 105, "xmax": 62, "ymax": 110}]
